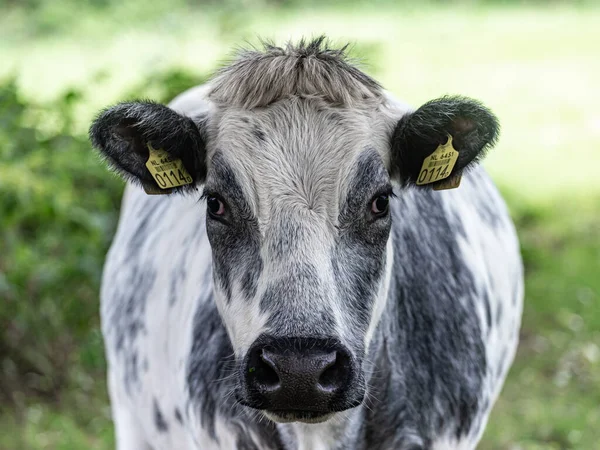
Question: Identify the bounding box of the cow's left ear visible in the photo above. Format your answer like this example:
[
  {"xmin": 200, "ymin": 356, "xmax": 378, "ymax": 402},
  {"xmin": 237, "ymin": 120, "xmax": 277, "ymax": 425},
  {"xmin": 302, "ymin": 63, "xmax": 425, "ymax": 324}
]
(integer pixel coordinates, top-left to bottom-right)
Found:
[{"xmin": 390, "ymin": 96, "xmax": 499, "ymax": 187}]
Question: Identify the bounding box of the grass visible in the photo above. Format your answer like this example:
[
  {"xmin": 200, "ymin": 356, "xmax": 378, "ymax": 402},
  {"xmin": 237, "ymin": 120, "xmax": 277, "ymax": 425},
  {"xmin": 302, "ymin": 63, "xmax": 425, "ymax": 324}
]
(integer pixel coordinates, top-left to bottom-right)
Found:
[
  {"xmin": 1, "ymin": 1, "xmax": 599, "ymax": 448},
  {"xmin": 0, "ymin": 388, "xmax": 114, "ymax": 449},
  {"xmin": 483, "ymin": 197, "xmax": 600, "ymax": 448}
]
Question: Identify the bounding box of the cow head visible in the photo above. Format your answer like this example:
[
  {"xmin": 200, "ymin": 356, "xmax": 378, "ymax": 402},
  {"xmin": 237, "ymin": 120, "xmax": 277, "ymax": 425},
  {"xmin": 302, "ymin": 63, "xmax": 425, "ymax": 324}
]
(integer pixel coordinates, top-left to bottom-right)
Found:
[{"xmin": 90, "ymin": 38, "xmax": 498, "ymax": 424}]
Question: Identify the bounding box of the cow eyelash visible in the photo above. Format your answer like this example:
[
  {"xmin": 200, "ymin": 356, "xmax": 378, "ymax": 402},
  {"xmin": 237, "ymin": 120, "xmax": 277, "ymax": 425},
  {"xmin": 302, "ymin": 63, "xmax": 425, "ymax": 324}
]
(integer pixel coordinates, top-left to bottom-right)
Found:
[
  {"xmin": 199, "ymin": 190, "xmax": 213, "ymax": 201},
  {"xmin": 199, "ymin": 190, "xmax": 225, "ymax": 202},
  {"xmin": 372, "ymin": 187, "xmax": 396, "ymax": 199}
]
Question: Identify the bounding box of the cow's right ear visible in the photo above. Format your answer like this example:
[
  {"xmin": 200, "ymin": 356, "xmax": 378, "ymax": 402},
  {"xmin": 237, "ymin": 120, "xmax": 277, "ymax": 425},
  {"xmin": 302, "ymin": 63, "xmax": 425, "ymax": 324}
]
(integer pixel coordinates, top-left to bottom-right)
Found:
[{"xmin": 89, "ymin": 101, "xmax": 206, "ymax": 193}]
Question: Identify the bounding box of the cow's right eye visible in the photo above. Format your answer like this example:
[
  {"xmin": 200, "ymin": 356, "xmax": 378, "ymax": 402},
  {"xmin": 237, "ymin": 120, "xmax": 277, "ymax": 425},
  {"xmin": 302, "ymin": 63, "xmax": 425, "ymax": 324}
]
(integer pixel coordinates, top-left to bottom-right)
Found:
[
  {"xmin": 371, "ymin": 194, "xmax": 389, "ymax": 217},
  {"xmin": 207, "ymin": 197, "xmax": 225, "ymax": 217}
]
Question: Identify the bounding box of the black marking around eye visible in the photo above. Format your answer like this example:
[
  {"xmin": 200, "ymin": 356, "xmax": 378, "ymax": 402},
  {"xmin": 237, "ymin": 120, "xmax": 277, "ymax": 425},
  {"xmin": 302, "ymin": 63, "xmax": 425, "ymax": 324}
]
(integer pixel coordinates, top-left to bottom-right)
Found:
[
  {"xmin": 340, "ymin": 149, "xmax": 391, "ymax": 223},
  {"xmin": 205, "ymin": 153, "xmax": 261, "ymax": 303},
  {"xmin": 328, "ymin": 150, "xmax": 392, "ymax": 340},
  {"xmin": 205, "ymin": 153, "xmax": 252, "ymax": 215}
]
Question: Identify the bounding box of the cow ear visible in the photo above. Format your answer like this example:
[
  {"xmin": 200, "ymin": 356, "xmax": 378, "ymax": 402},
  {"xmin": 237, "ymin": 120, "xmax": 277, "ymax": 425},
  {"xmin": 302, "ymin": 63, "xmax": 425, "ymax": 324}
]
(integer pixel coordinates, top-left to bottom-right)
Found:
[
  {"xmin": 390, "ymin": 96, "xmax": 499, "ymax": 188},
  {"xmin": 89, "ymin": 101, "xmax": 207, "ymax": 194}
]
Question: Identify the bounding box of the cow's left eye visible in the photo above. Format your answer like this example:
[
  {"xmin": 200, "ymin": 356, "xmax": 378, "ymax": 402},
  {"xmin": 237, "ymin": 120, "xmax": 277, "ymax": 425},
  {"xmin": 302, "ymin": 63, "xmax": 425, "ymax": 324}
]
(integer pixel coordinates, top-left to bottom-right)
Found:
[
  {"xmin": 207, "ymin": 196, "xmax": 225, "ymax": 217},
  {"xmin": 371, "ymin": 194, "xmax": 389, "ymax": 216}
]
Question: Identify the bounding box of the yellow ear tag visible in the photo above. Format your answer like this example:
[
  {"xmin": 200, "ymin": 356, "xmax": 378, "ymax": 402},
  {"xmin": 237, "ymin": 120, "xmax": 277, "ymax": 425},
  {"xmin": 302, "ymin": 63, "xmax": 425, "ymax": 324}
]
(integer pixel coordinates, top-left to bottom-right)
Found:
[
  {"xmin": 416, "ymin": 134, "xmax": 459, "ymax": 186},
  {"xmin": 433, "ymin": 174, "xmax": 462, "ymax": 191},
  {"xmin": 145, "ymin": 143, "xmax": 193, "ymax": 191}
]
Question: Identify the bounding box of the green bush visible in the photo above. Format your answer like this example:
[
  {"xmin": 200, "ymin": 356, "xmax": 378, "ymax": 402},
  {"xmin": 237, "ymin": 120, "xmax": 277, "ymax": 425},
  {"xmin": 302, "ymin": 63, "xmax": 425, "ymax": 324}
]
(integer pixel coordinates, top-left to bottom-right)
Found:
[
  {"xmin": 0, "ymin": 79, "xmax": 121, "ymax": 405},
  {"xmin": 0, "ymin": 68, "xmax": 207, "ymax": 409}
]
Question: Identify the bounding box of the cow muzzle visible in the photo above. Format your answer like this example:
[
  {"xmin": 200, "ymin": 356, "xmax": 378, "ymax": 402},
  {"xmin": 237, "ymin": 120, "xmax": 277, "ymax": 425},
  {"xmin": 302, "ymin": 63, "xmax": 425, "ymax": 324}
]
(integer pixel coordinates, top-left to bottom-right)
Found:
[{"xmin": 239, "ymin": 335, "xmax": 364, "ymax": 423}]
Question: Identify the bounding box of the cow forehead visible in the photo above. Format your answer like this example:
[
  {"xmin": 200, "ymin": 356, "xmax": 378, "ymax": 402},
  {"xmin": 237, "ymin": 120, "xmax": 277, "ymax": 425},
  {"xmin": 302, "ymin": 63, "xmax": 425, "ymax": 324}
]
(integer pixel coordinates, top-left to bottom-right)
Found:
[{"xmin": 205, "ymin": 98, "xmax": 394, "ymax": 226}]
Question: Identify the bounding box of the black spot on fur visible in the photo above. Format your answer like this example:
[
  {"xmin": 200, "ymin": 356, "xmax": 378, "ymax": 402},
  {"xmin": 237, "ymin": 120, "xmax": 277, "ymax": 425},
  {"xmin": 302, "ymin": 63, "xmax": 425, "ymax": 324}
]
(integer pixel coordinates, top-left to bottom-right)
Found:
[
  {"xmin": 483, "ymin": 292, "xmax": 492, "ymax": 332},
  {"xmin": 108, "ymin": 262, "xmax": 155, "ymax": 392},
  {"xmin": 253, "ymin": 126, "xmax": 266, "ymax": 142},
  {"xmin": 496, "ymin": 347, "xmax": 508, "ymax": 380},
  {"xmin": 328, "ymin": 111, "xmax": 344, "ymax": 124},
  {"xmin": 496, "ymin": 301, "xmax": 503, "ymax": 325},
  {"xmin": 187, "ymin": 273, "xmax": 232, "ymax": 440},
  {"xmin": 174, "ymin": 408, "xmax": 183, "ymax": 425},
  {"xmin": 236, "ymin": 436, "xmax": 260, "ymax": 450},
  {"xmin": 153, "ymin": 399, "xmax": 169, "ymax": 433},
  {"xmin": 125, "ymin": 351, "xmax": 139, "ymax": 389}
]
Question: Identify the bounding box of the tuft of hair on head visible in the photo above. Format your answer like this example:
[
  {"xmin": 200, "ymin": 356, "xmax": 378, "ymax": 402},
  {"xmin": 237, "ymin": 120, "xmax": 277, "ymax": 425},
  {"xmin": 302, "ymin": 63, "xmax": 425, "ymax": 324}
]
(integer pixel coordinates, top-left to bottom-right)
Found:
[{"xmin": 208, "ymin": 35, "xmax": 383, "ymax": 109}]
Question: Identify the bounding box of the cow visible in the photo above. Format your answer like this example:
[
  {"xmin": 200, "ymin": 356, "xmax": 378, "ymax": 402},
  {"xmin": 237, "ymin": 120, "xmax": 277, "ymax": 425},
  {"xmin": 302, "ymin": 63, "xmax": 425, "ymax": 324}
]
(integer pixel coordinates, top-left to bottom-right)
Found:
[{"xmin": 89, "ymin": 37, "xmax": 523, "ymax": 450}]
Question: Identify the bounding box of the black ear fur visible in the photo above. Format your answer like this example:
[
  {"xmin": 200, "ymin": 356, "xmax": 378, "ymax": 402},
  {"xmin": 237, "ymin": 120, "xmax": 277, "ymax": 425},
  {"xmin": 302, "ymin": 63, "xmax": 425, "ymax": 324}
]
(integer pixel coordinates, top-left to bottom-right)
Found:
[
  {"xmin": 391, "ymin": 96, "xmax": 499, "ymax": 187},
  {"xmin": 89, "ymin": 101, "xmax": 206, "ymax": 193}
]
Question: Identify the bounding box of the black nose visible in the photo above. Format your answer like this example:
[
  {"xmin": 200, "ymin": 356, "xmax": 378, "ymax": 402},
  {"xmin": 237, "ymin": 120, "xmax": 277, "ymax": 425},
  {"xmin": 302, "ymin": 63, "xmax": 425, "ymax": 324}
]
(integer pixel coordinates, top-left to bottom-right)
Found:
[{"xmin": 243, "ymin": 337, "xmax": 360, "ymax": 414}]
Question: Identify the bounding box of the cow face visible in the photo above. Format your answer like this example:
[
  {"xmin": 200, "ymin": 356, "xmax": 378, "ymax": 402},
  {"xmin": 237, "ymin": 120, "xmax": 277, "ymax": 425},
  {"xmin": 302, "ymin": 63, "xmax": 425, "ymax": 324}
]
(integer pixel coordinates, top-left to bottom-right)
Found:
[
  {"xmin": 200, "ymin": 99, "xmax": 394, "ymax": 422},
  {"xmin": 90, "ymin": 43, "xmax": 498, "ymax": 424}
]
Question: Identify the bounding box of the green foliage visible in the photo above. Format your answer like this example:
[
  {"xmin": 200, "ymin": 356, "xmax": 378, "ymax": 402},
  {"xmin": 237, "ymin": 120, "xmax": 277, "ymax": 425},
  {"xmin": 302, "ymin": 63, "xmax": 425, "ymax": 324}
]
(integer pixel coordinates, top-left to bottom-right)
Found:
[
  {"xmin": 482, "ymin": 197, "xmax": 600, "ymax": 449},
  {"xmin": 0, "ymin": 68, "xmax": 206, "ymax": 417},
  {"xmin": 0, "ymin": 392, "xmax": 115, "ymax": 449},
  {"xmin": 0, "ymin": 78, "xmax": 122, "ymax": 405},
  {"xmin": 124, "ymin": 68, "xmax": 210, "ymax": 104}
]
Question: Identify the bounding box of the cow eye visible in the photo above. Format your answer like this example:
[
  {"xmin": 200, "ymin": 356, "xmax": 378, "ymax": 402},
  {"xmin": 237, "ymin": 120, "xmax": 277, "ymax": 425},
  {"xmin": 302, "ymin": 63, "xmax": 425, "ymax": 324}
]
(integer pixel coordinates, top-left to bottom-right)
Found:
[
  {"xmin": 207, "ymin": 196, "xmax": 225, "ymax": 217},
  {"xmin": 371, "ymin": 194, "xmax": 389, "ymax": 217}
]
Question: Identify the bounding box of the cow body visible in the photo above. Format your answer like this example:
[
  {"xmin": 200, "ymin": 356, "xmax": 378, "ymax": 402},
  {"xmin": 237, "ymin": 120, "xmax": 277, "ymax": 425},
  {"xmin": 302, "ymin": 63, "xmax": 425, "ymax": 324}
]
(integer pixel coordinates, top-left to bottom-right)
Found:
[{"xmin": 94, "ymin": 40, "xmax": 523, "ymax": 450}]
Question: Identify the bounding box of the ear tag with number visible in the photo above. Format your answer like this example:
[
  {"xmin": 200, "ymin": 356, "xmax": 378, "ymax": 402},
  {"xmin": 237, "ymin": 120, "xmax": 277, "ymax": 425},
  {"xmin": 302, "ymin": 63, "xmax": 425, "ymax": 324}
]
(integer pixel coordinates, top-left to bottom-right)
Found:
[
  {"xmin": 433, "ymin": 174, "xmax": 462, "ymax": 191},
  {"xmin": 145, "ymin": 143, "xmax": 193, "ymax": 191},
  {"xmin": 416, "ymin": 134, "xmax": 459, "ymax": 186}
]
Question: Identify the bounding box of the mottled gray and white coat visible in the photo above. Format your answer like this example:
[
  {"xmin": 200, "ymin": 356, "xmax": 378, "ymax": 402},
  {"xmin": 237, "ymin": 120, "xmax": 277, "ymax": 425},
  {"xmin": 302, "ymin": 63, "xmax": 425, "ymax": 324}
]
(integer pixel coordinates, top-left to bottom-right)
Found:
[{"xmin": 90, "ymin": 38, "xmax": 523, "ymax": 450}]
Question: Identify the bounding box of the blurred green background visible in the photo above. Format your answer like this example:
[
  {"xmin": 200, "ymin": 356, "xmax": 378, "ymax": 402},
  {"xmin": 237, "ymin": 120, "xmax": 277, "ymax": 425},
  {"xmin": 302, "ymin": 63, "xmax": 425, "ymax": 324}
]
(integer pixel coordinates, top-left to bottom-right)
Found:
[{"xmin": 0, "ymin": 0, "xmax": 599, "ymax": 448}]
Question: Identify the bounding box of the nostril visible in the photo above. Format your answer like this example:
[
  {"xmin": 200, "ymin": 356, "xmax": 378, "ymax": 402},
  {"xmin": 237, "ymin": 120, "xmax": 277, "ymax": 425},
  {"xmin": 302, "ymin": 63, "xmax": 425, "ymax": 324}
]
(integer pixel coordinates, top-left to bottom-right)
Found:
[
  {"xmin": 244, "ymin": 338, "xmax": 361, "ymax": 413},
  {"xmin": 318, "ymin": 351, "xmax": 347, "ymax": 392},
  {"xmin": 251, "ymin": 349, "xmax": 280, "ymax": 390}
]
